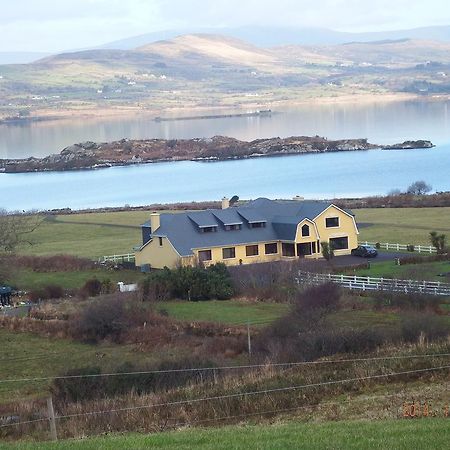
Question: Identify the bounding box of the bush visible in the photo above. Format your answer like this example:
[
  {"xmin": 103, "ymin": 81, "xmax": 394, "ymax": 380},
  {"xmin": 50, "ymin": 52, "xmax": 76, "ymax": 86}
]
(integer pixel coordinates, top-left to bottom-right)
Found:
[
  {"xmin": 79, "ymin": 278, "xmax": 102, "ymax": 298},
  {"xmin": 400, "ymin": 313, "xmax": 449, "ymax": 343},
  {"xmin": 407, "ymin": 244, "xmax": 415, "ymax": 252},
  {"xmin": 29, "ymin": 284, "xmax": 64, "ymax": 302},
  {"xmin": 69, "ymin": 295, "xmax": 147, "ymax": 343},
  {"xmin": 51, "ymin": 357, "xmax": 218, "ymax": 403},
  {"xmin": 372, "ymin": 291, "xmax": 441, "ymax": 313},
  {"xmin": 139, "ymin": 263, "xmax": 233, "ymax": 302}
]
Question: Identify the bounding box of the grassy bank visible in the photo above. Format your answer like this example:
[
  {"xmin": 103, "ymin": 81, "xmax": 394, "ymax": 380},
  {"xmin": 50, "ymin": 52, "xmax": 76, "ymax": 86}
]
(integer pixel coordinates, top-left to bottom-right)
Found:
[
  {"xmin": 2, "ymin": 419, "xmax": 449, "ymax": 450},
  {"xmin": 355, "ymin": 207, "xmax": 450, "ymax": 245}
]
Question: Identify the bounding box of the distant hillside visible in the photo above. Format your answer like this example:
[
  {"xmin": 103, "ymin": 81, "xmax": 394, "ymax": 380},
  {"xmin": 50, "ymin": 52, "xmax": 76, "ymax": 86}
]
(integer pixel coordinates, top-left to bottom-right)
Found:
[
  {"xmin": 2, "ymin": 33, "xmax": 450, "ymax": 120},
  {"xmin": 98, "ymin": 25, "xmax": 450, "ymax": 49}
]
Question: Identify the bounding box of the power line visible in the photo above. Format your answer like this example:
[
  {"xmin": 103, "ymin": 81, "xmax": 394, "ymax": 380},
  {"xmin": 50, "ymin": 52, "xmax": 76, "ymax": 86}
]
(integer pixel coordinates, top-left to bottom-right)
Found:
[
  {"xmin": 49, "ymin": 364, "xmax": 450, "ymax": 422},
  {"xmin": 1, "ymin": 366, "xmax": 448, "ymax": 430},
  {"xmin": 0, "ymin": 353, "xmax": 449, "ymax": 385}
]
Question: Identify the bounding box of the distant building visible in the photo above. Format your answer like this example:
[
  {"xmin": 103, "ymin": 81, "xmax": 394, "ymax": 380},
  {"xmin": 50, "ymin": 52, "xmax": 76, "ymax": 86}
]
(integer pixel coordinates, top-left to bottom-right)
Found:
[{"xmin": 135, "ymin": 197, "xmax": 359, "ymax": 269}]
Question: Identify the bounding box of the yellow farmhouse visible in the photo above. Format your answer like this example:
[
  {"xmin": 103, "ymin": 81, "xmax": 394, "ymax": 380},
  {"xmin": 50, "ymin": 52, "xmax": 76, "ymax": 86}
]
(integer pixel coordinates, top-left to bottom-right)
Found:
[{"xmin": 135, "ymin": 197, "xmax": 359, "ymax": 269}]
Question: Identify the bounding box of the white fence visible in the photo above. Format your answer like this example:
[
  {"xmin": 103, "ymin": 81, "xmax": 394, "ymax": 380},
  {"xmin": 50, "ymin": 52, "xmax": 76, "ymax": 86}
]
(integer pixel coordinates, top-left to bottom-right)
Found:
[
  {"xmin": 99, "ymin": 253, "xmax": 135, "ymax": 263},
  {"xmin": 297, "ymin": 271, "xmax": 450, "ymax": 296},
  {"xmin": 361, "ymin": 241, "xmax": 437, "ymax": 254}
]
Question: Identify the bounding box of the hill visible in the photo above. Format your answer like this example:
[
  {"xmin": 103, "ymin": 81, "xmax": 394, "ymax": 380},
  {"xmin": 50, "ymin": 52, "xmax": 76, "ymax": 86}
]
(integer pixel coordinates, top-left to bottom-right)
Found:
[
  {"xmin": 2, "ymin": 33, "xmax": 450, "ymax": 120},
  {"xmin": 98, "ymin": 25, "xmax": 450, "ymax": 48}
]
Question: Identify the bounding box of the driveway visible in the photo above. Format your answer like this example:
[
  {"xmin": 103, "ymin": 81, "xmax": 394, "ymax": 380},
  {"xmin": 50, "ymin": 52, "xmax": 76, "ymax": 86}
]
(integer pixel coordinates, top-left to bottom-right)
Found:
[{"xmin": 331, "ymin": 251, "xmax": 407, "ymax": 267}]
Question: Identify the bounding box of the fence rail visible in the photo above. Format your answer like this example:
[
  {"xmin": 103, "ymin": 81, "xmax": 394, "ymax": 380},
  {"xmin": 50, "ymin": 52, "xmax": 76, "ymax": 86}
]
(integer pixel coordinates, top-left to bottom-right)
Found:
[
  {"xmin": 297, "ymin": 271, "xmax": 450, "ymax": 296},
  {"xmin": 361, "ymin": 241, "xmax": 437, "ymax": 254},
  {"xmin": 99, "ymin": 253, "xmax": 135, "ymax": 263}
]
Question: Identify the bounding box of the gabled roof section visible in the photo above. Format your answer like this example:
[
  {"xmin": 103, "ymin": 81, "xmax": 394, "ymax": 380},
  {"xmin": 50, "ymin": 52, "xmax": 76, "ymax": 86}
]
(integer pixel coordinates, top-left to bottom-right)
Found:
[
  {"xmin": 237, "ymin": 208, "xmax": 267, "ymax": 224},
  {"xmin": 139, "ymin": 198, "xmax": 345, "ymax": 257},
  {"xmin": 212, "ymin": 209, "xmax": 243, "ymax": 226},
  {"xmin": 187, "ymin": 211, "xmax": 219, "ymax": 228}
]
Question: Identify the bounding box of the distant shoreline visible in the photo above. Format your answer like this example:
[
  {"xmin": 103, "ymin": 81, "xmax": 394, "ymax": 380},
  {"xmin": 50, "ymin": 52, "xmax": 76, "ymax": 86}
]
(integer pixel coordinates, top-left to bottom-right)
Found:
[{"xmin": 0, "ymin": 92, "xmax": 438, "ymax": 125}]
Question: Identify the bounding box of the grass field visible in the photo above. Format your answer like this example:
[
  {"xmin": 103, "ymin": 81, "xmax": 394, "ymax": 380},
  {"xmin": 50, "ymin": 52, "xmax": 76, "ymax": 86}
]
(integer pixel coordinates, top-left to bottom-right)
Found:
[
  {"xmin": 0, "ymin": 329, "xmax": 164, "ymax": 403},
  {"xmin": 7, "ymin": 268, "xmax": 143, "ymax": 291},
  {"xmin": 157, "ymin": 301, "xmax": 289, "ymax": 326},
  {"xmin": 355, "ymin": 207, "xmax": 450, "ymax": 245},
  {"xmin": 2, "ymin": 419, "xmax": 449, "ymax": 449},
  {"xmin": 351, "ymin": 260, "xmax": 450, "ymax": 281},
  {"xmin": 13, "ymin": 207, "xmax": 450, "ymax": 259}
]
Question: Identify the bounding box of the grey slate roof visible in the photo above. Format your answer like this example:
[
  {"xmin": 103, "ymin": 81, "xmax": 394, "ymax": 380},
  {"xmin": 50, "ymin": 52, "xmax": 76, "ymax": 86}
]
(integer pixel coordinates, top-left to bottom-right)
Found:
[{"xmin": 141, "ymin": 198, "xmax": 340, "ymax": 257}]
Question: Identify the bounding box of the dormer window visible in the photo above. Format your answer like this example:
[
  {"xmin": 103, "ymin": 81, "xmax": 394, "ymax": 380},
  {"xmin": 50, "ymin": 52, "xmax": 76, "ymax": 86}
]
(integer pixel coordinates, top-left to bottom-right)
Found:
[
  {"xmin": 301, "ymin": 224, "xmax": 310, "ymax": 237},
  {"xmin": 200, "ymin": 226, "xmax": 217, "ymax": 233},
  {"xmin": 249, "ymin": 222, "xmax": 266, "ymax": 229},
  {"xmin": 225, "ymin": 224, "xmax": 241, "ymax": 231}
]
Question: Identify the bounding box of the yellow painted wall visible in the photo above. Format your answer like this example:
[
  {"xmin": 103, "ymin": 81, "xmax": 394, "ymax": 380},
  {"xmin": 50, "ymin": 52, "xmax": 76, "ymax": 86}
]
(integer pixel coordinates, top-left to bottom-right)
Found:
[
  {"xmin": 197, "ymin": 241, "xmax": 282, "ymax": 267},
  {"xmin": 314, "ymin": 206, "xmax": 359, "ymax": 255},
  {"xmin": 135, "ymin": 237, "xmax": 181, "ymax": 269}
]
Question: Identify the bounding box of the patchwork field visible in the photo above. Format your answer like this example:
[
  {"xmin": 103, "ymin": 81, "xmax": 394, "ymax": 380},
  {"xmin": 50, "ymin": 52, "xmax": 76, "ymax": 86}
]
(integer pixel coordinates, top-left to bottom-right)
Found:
[{"xmin": 15, "ymin": 206, "xmax": 450, "ymax": 259}]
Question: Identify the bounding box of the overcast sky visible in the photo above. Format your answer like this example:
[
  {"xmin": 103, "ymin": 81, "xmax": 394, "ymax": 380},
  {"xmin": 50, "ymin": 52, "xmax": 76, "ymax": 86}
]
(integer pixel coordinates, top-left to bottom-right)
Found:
[{"xmin": 2, "ymin": 0, "xmax": 450, "ymax": 52}]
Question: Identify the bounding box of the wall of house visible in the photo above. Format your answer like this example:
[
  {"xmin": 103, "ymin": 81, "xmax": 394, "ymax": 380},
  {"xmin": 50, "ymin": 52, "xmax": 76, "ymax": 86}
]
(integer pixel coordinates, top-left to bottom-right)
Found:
[
  {"xmin": 314, "ymin": 206, "xmax": 359, "ymax": 255},
  {"xmin": 135, "ymin": 237, "xmax": 181, "ymax": 269},
  {"xmin": 196, "ymin": 241, "xmax": 283, "ymax": 267}
]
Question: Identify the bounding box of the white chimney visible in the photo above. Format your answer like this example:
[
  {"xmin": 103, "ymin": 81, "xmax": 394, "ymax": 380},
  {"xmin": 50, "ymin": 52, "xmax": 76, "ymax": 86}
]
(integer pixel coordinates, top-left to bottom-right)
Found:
[
  {"xmin": 293, "ymin": 195, "xmax": 304, "ymax": 201},
  {"xmin": 222, "ymin": 197, "xmax": 230, "ymax": 209},
  {"xmin": 150, "ymin": 212, "xmax": 160, "ymax": 232}
]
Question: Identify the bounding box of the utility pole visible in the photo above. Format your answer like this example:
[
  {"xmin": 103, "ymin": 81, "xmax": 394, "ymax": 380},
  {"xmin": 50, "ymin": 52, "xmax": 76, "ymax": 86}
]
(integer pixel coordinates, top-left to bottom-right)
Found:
[
  {"xmin": 47, "ymin": 397, "xmax": 57, "ymax": 442},
  {"xmin": 247, "ymin": 321, "xmax": 252, "ymax": 358}
]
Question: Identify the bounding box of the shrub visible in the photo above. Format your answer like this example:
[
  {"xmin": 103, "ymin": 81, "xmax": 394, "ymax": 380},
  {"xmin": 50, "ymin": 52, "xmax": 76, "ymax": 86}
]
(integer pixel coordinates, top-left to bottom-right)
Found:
[
  {"xmin": 51, "ymin": 357, "xmax": 218, "ymax": 403},
  {"xmin": 321, "ymin": 241, "xmax": 334, "ymax": 260},
  {"xmin": 79, "ymin": 278, "xmax": 102, "ymax": 298},
  {"xmin": 29, "ymin": 284, "xmax": 64, "ymax": 302},
  {"xmin": 407, "ymin": 244, "xmax": 415, "ymax": 252},
  {"xmin": 69, "ymin": 294, "xmax": 147, "ymax": 343},
  {"xmin": 400, "ymin": 313, "xmax": 449, "ymax": 343},
  {"xmin": 139, "ymin": 263, "xmax": 233, "ymax": 302}
]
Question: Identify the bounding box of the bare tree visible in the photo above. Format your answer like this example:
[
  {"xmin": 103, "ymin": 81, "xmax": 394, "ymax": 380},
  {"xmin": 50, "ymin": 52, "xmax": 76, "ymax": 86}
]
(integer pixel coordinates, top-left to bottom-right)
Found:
[
  {"xmin": 0, "ymin": 209, "xmax": 43, "ymax": 252},
  {"xmin": 406, "ymin": 180, "xmax": 432, "ymax": 195}
]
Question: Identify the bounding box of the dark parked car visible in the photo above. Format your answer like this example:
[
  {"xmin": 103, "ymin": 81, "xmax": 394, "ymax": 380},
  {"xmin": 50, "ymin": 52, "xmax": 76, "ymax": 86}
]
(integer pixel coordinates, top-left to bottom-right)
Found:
[{"xmin": 351, "ymin": 244, "xmax": 378, "ymax": 258}]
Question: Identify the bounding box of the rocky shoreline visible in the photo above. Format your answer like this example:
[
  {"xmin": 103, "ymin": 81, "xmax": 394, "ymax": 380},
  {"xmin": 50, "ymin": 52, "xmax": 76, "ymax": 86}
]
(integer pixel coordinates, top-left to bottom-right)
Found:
[{"xmin": 0, "ymin": 136, "xmax": 434, "ymax": 173}]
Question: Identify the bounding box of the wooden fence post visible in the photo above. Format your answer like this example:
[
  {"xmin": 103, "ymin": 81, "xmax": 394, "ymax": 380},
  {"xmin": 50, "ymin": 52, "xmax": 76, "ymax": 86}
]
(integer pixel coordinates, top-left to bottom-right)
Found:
[{"xmin": 47, "ymin": 397, "xmax": 57, "ymax": 442}]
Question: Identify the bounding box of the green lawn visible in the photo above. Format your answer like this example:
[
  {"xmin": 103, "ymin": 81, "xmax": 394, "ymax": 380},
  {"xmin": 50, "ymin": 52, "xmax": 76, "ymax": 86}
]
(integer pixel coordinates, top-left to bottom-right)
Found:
[
  {"xmin": 355, "ymin": 207, "xmax": 450, "ymax": 245},
  {"xmin": 7, "ymin": 268, "xmax": 143, "ymax": 291},
  {"xmin": 157, "ymin": 301, "xmax": 289, "ymax": 326},
  {"xmin": 2, "ymin": 419, "xmax": 449, "ymax": 450},
  {"xmin": 351, "ymin": 260, "xmax": 450, "ymax": 281},
  {"xmin": 0, "ymin": 330, "xmax": 160, "ymax": 403},
  {"xmin": 17, "ymin": 212, "xmax": 148, "ymax": 259}
]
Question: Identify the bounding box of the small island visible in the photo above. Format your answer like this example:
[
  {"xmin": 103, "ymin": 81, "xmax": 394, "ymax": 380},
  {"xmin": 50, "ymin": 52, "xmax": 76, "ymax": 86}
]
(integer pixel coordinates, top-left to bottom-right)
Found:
[{"xmin": 0, "ymin": 136, "xmax": 434, "ymax": 173}]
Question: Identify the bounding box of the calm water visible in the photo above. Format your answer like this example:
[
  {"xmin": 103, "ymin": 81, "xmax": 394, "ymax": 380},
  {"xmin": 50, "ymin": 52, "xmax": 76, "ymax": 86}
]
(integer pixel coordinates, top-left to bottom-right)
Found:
[{"xmin": 0, "ymin": 100, "xmax": 449, "ymax": 210}]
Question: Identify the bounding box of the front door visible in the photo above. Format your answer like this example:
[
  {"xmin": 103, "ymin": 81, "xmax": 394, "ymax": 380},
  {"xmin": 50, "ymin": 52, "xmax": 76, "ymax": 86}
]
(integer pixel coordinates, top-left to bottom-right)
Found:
[{"xmin": 297, "ymin": 242, "xmax": 312, "ymax": 257}]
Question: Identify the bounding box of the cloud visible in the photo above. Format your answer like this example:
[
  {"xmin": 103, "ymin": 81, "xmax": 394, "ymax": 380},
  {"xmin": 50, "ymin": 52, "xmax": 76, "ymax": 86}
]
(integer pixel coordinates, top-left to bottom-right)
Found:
[{"xmin": 1, "ymin": 0, "xmax": 450, "ymax": 52}]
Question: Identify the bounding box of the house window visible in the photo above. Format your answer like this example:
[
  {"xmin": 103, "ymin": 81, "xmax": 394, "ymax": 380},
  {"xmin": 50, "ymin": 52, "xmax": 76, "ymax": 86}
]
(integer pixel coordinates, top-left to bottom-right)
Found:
[
  {"xmin": 159, "ymin": 237, "xmax": 163, "ymax": 246},
  {"xmin": 301, "ymin": 224, "xmax": 310, "ymax": 237},
  {"xmin": 250, "ymin": 222, "xmax": 266, "ymax": 228},
  {"xmin": 282, "ymin": 243, "xmax": 296, "ymax": 257},
  {"xmin": 265, "ymin": 243, "xmax": 278, "ymax": 254},
  {"xmin": 225, "ymin": 224, "xmax": 241, "ymax": 231},
  {"xmin": 201, "ymin": 226, "xmax": 217, "ymax": 233},
  {"xmin": 330, "ymin": 236, "xmax": 349, "ymax": 250},
  {"xmin": 222, "ymin": 247, "xmax": 236, "ymax": 259},
  {"xmin": 326, "ymin": 217, "xmax": 340, "ymax": 228},
  {"xmin": 198, "ymin": 250, "xmax": 212, "ymax": 262},
  {"xmin": 246, "ymin": 245, "xmax": 259, "ymax": 257}
]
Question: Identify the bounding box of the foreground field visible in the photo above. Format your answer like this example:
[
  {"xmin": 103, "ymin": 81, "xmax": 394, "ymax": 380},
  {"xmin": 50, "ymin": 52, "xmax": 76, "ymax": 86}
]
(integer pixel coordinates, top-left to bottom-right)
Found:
[
  {"xmin": 3, "ymin": 419, "xmax": 449, "ymax": 450},
  {"xmin": 355, "ymin": 207, "xmax": 450, "ymax": 245}
]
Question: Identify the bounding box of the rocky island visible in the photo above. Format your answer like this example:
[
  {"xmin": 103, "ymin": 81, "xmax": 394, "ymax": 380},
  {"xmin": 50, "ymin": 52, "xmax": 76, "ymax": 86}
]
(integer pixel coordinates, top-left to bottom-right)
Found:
[{"xmin": 0, "ymin": 136, "xmax": 434, "ymax": 173}]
